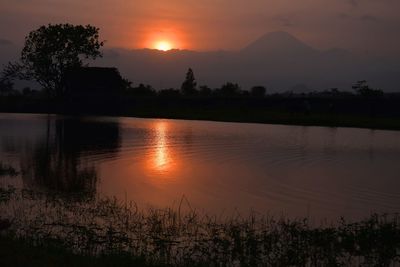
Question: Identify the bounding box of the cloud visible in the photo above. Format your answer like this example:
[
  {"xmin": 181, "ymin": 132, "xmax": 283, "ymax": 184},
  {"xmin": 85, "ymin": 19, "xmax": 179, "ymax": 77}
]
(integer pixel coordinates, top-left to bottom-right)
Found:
[
  {"xmin": 348, "ymin": 0, "xmax": 358, "ymax": 7},
  {"xmin": 1, "ymin": 0, "xmax": 400, "ymax": 56},
  {"xmin": 337, "ymin": 13, "xmax": 381, "ymax": 23},
  {"xmin": 360, "ymin": 15, "xmax": 380, "ymax": 23},
  {"xmin": 337, "ymin": 13, "xmax": 350, "ymax": 20},
  {"xmin": 0, "ymin": 39, "xmax": 13, "ymax": 45},
  {"xmin": 273, "ymin": 16, "xmax": 295, "ymax": 27}
]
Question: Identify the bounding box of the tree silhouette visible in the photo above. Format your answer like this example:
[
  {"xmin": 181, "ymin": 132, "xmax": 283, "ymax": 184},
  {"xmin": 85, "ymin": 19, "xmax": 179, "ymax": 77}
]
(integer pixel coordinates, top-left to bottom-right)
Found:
[
  {"xmin": 181, "ymin": 68, "xmax": 197, "ymax": 95},
  {"xmin": 220, "ymin": 82, "xmax": 241, "ymax": 96},
  {"xmin": 251, "ymin": 86, "xmax": 267, "ymax": 97},
  {"xmin": 199, "ymin": 85, "xmax": 212, "ymax": 96},
  {"xmin": 352, "ymin": 80, "xmax": 383, "ymax": 98},
  {"xmin": 0, "ymin": 78, "xmax": 14, "ymax": 96},
  {"xmin": 2, "ymin": 24, "xmax": 104, "ymax": 98},
  {"xmin": 127, "ymin": 83, "xmax": 156, "ymax": 96}
]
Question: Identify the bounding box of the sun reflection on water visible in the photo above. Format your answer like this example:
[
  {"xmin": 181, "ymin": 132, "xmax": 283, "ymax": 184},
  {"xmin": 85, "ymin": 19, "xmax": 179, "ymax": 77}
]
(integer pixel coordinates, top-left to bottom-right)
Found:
[{"xmin": 152, "ymin": 121, "xmax": 173, "ymax": 172}]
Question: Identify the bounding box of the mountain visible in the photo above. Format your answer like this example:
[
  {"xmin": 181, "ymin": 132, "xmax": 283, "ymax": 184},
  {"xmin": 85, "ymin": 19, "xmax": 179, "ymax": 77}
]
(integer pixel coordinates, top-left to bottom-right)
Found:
[
  {"xmin": 241, "ymin": 31, "xmax": 317, "ymax": 57},
  {"xmin": 96, "ymin": 32, "xmax": 371, "ymax": 91},
  {"xmin": 1, "ymin": 32, "xmax": 399, "ymax": 91},
  {"xmin": 94, "ymin": 32, "xmax": 400, "ymax": 91}
]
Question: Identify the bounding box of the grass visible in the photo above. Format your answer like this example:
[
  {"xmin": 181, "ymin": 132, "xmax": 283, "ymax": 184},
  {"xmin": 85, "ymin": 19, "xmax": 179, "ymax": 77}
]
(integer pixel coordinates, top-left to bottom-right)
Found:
[
  {"xmin": 1, "ymin": 186, "xmax": 400, "ymax": 266},
  {"xmin": 0, "ymin": 235, "xmax": 154, "ymax": 267},
  {"xmin": 0, "ymin": 162, "xmax": 18, "ymax": 177}
]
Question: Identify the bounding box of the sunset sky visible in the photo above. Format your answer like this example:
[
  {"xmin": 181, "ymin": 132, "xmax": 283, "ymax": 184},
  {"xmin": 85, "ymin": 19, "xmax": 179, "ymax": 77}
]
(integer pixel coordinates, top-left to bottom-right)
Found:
[{"xmin": 1, "ymin": 0, "xmax": 400, "ymax": 56}]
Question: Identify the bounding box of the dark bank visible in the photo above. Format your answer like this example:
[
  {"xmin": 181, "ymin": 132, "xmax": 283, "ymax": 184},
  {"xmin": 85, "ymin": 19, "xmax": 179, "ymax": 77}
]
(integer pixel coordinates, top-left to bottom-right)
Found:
[{"xmin": 2, "ymin": 77, "xmax": 400, "ymax": 131}]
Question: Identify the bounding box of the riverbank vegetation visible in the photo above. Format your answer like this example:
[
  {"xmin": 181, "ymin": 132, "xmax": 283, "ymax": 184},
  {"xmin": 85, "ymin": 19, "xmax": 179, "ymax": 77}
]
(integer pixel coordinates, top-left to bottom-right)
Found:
[
  {"xmin": 2, "ymin": 83, "xmax": 400, "ymax": 130},
  {"xmin": 0, "ymin": 162, "xmax": 18, "ymax": 177},
  {"xmin": 1, "ymin": 185, "xmax": 399, "ymax": 266}
]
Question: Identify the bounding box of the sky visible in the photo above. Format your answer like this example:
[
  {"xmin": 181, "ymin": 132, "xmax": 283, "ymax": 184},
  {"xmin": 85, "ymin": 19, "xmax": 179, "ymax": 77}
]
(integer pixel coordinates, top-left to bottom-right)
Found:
[{"xmin": 1, "ymin": 0, "xmax": 400, "ymax": 56}]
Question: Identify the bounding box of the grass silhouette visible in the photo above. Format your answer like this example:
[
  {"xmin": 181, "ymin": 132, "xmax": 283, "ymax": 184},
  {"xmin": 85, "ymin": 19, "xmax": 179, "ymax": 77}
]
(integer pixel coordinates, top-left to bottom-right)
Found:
[{"xmin": 1, "ymin": 186, "xmax": 399, "ymax": 266}]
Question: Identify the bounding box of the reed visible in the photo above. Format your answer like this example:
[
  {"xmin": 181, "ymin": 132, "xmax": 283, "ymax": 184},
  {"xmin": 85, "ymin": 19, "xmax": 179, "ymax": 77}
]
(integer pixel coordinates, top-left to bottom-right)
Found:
[
  {"xmin": 1, "ymin": 186, "xmax": 399, "ymax": 266},
  {"xmin": 0, "ymin": 162, "xmax": 18, "ymax": 177}
]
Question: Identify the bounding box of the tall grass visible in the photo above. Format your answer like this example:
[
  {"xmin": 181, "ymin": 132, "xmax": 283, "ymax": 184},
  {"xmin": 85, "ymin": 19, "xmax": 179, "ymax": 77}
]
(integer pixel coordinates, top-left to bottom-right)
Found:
[
  {"xmin": 0, "ymin": 162, "xmax": 18, "ymax": 177},
  {"xmin": 1, "ymin": 187, "xmax": 400, "ymax": 266}
]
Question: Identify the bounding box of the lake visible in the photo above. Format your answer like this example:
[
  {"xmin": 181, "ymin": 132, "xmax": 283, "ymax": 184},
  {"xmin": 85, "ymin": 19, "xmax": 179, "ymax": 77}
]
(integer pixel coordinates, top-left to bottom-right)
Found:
[{"xmin": 1, "ymin": 113, "xmax": 400, "ymax": 221}]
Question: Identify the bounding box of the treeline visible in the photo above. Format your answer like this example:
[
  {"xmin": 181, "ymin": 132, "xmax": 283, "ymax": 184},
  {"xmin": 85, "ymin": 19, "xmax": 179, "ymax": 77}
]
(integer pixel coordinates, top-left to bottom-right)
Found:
[
  {"xmin": 2, "ymin": 68, "xmax": 400, "ymax": 120},
  {"xmin": 1, "ymin": 66, "xmax": 392, "ymax": 100},
  {"xmin": 123, "ymin": 70, "xmax": 389, "ymax": 99}
]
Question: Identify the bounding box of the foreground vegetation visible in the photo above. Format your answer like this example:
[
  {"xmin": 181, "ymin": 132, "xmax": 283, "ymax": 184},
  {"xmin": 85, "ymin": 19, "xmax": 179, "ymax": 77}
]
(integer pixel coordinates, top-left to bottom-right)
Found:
[
  {"xmin": 0, "ymin": 162, "xmax": 18, "ymax": 177},
  {"xmin": 1, "ymin": 185, "xmax": 399, "ymax": 266}
]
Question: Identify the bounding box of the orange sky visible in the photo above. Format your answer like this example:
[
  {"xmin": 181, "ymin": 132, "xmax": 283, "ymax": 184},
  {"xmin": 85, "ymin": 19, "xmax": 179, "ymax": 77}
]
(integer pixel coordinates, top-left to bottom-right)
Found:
[{"xmin": 1, "ymin": 0, "xmax": 400, "ymax": 55}]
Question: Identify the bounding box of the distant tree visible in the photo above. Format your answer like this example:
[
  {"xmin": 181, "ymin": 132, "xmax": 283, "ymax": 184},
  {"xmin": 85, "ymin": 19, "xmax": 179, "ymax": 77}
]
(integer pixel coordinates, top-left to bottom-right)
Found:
[
  {"xmin": 128, "ymin": 83, "xmax": 156, "ymax": 96},
  {"xmin": 199, "ymin": 85, "xmax": 212, "ymax": 96},
  {"xmin": 122, "ymin": 78, "xmax": 133, "ymax": 91},
  {"xmin": 220, "ymin": 82, "xmax": 241, "ymax": 96},
  {"xmin": 0, "ymin": 78, "xmax": 14, "ymax": 96},
  {"xmin": 330, "ymin": 88, "xmax": 339, "ymax": 94},
  {"xmin": 181, "ymin": 68, "xmax": 197, "ymax": 95},
  {"xmin": 21, "ymin": 87, "xmax": 40, "ymax": 98},
  {"xmin": 22, "ymin": 87, "xmax": 32, "ymax": 96},
  {"xmin": 241, "ymin": 90, "xmax": 250, "ymax": 97},
  {"xmin": 159, "ymin": 88, "xmax": 181, "ymax": 97},
  {"xmin": 251, "ymin": 86, "xmax": 267, "ymax": 97},
  {"xmin": 2, "ymin": 24, "xmax": 104, "ymax": 98},
  {"xmin": 352, "ymin": 80, "xmax": 383, "ymax": 98}
]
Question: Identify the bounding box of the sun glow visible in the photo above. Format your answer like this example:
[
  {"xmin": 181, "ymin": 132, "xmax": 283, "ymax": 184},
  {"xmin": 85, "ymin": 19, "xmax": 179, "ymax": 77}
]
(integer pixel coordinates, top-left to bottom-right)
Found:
[{"xmin": 154, "ymin": 41, "xmax": 173, "ymax": 51}]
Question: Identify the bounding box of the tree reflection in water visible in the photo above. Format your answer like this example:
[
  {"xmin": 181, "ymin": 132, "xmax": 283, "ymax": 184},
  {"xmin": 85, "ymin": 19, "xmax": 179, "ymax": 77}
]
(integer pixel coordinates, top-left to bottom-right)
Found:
[{"xmin": 20, "ymin": 117, "xmax": 121, "ymax": 198}]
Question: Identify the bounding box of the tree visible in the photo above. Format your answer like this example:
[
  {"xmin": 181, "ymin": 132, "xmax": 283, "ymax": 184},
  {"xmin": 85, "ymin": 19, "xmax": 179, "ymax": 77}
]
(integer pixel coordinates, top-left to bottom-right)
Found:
[
  {"xmin": 181, "ymin": 68, "xmax": 197, "ymax": 95},
  {"xmin": 2, "ymin": 24, "xmax": 104, "ymax": 98},
  {"xmin": 159, "ymin": 88, "xmax": 181, "ymax": 97},
  {"xmin": 0, "ymin": 78, "xmax": 14, "ymax": 96},
  {"xmin": 220, "ymin": 82, "xmax": 241, "ymax": 96},
  {"xmin": 352, "ymin": 80, "xmax": 383, "ymax": 98},
  {"xmin": 127, "ymin": 83, "xmax": 156, "ymax": 96},
  {"xmin": 251, "ymin": 86, "xmax": 267, "ymax": 97},
  {"xmin": 199, "ymin": 85, "xmax": 212, "ymax": 96}
]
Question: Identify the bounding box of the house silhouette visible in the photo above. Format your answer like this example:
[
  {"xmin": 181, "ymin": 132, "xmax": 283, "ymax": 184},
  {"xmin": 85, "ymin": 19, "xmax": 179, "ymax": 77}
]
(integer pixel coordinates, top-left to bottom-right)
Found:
[{"xmin": 63, "ymin": 67, "xmax": 124, "ymax": 100}]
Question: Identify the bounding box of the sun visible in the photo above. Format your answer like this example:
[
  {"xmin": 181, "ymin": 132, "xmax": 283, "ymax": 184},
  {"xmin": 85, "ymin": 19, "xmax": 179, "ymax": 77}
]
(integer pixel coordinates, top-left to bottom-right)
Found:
[{"xmin": 154, "ymin": 41, "xmax": 173, "ymax": 51}]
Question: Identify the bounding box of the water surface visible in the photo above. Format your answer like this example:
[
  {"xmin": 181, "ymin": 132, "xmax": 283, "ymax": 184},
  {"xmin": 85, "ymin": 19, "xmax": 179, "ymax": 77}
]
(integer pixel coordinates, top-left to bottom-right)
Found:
[{"xmin": 1, "ymin": 113, "xmax": 400, "ymax": 221}]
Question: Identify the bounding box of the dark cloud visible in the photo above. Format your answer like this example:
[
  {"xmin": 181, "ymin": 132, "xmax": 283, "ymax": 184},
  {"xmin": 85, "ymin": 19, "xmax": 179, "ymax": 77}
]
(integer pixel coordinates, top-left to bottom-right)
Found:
[
  {"xmin": 360, "ymin": 15, "xmax": 380, "ymax": 23},
  {"xmin": 0, "ymin": 39, "xmax": 13, "ymax": 45},
  {"xmin": 1, "ymin": 0, "xmax": 400, "ymax": 56},
  {"xmin": 273, "ymin": 16, "xmax": 295, "ymax": 27},
  {"xmin": 337, "ymin": 13, "xmax": 381, "ymax": 23},
  {"xmin": 337, "ymin": 13, "xmax": 350, "ymax": 20},
  {"xmin": 348, "ymin": 0, "xmax": 358, "ymax": 7}
]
